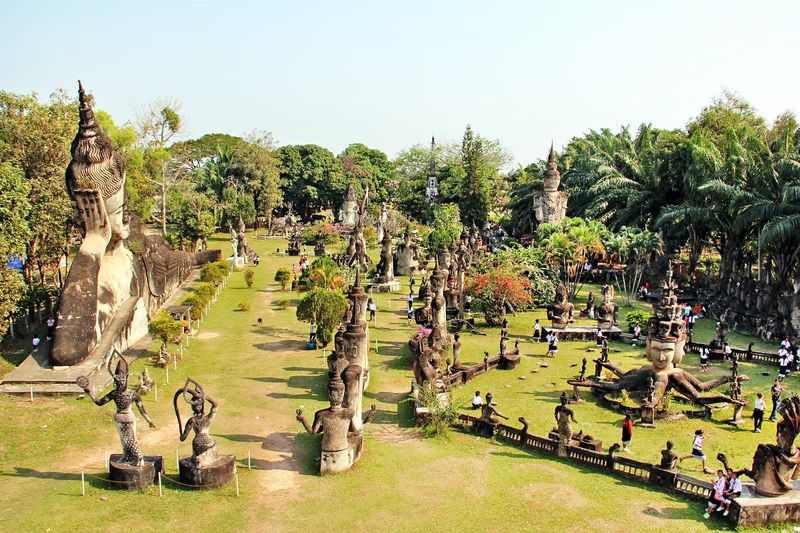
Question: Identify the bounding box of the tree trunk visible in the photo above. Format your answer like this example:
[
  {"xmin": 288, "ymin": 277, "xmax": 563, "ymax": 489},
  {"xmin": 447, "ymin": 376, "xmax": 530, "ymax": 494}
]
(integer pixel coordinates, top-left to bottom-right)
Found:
[{"xmin": 161, "ymin": 182, "xmax": 167, "ymax": 235}]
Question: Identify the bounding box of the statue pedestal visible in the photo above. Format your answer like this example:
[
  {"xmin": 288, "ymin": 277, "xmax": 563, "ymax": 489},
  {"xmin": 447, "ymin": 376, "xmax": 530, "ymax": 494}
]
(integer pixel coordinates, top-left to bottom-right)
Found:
[
  {"xmin": 473, "ymin": 418, "xmax": 499, "ymax": 438},
  {"xmin": 648, "ymin": 467, "xmax": 678, "ymax": 488},
  {"xmin": 227, "ymin": 255, "xmax": 246, "ymax": 267},
  {"xmin": 367, "ymin": 280, "xmax": 401, "ymax": 293},
  {"xmin": 109, "ymin": 454, "xmax": 163, "ymax": 490},
  {"xmin": 178, "ymin": 455, "xmax": 236, "ymax": 489},
  {"xmin": 636, "ymin": 405, "xmax": 656, "ymax": 428},
  {"xmin": 729, "ymin": 404, "xmax": 746, "ymax": 427},
  {"xmin": 499, "ymin": 352, "xmax": 521, "ymax": 370},
  {"xmin": 568, "ymin": 385, "xmax": 584, "ymax": 404},
  {"xmin": 321, "ymin": 433, "xmax": 363, "ymax": 474}
]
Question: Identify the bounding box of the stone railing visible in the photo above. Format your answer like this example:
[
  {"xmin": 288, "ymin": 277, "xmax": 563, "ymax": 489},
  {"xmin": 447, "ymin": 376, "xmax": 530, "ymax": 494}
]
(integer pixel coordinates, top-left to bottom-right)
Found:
[
  {"xmin": 456, "ymin": 414, "xmax": 712, "ymax": 503},
  {"xmin": 686, "ymin": 341, "xmax": 778, "ymax": 366}
]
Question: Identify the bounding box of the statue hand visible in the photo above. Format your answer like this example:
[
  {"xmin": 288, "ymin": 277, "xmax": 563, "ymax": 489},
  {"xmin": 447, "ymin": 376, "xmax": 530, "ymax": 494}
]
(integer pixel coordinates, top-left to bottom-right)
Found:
[
  {"xmin": 295, "ymin": 407, "xmax": 304, "ymax": 420},
  {"xmin": 149, "ymin": 421, "xmax": 157, "ymax": 429}
]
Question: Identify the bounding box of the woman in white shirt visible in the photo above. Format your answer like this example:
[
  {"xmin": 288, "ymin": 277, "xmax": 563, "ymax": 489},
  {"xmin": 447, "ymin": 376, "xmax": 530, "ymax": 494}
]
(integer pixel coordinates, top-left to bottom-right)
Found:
[{"xmin": 753, "ymin": 392, "xmax": 766, "ymax": 432}]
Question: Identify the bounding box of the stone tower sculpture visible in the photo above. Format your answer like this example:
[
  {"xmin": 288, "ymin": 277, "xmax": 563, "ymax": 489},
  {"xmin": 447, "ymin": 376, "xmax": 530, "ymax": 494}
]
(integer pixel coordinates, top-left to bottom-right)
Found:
[
  {"xmin": 531, "ymin": 143, "xmax": 569, "ymax": 231},
  {"xmin": 425, "ymin": 136, "xmax": 439, "ymax": 203}
]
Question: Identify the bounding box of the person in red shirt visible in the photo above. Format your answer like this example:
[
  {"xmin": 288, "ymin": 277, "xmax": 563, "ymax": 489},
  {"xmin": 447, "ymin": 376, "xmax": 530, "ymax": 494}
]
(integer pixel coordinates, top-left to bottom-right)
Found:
[{"xmin": 622, "ymin": 414, "xmax": 633, "ymax": 452}]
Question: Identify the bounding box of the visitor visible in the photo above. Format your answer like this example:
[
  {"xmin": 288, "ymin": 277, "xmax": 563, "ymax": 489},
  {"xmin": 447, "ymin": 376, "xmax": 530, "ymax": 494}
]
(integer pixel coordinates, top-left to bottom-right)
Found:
[
  {"xmin": 32, "ymin": 335, "xmax": 41, "ymax": 350},
  {"xmin": 532, "ymin": 319, "xmax": 541, "ymax": 343},
  {"xmin": 465, "ymin": 294, "xmax": 472, "ymax": 313},
  {"xmin": 770, "ymin": 380, "xmax": 783, "ymax": 421},
  {"xmin": 679, "ymin": 429, "xmax": 712, "ymax": 474},
  {"xmin": 368, "ymin": 298, "xmax": 376, "ymax": 321},
  {"xmin": 410, "ymin": 277, "xmax": 416, "ymax": 289},
  {"xmin": 547, "ymin": 331, "xmax": 559, "ymax": 357},
  {"xmin": 683, "ymin": 304, "xmax": 692, "ymax": 318},
  {"xmin": 471, "ymin": 390, "xmax": 484, "ymax": 409},
  {"xmin": 309, "ymin": 322, "xmax": 316, "ymax": 343},
  {"xmin": 46, "ymin": 315, "xmax": 56, "ymax": 340},
  {"xmin": 778, "ymin": 348, "xmax": 790, "ymax": 381},
  {"xmin": 688, "ymin": 313, "xmax": 697, "ymax": 332},
  {"xmin": 596, "ymin": 327, "xmax": 604, "ymax": 347},
  {"xmin": 753, "ymin": 392, "xmax": 765, "ymax": 433},
  {"xmin": 722, "ymin": 343, "xmax": 732, "ymax": 364},
  {"xmin": 721, "ymin": 469, "xmax": 742, "ymax": 517},
  {"xmin": 788, "ymin": 349, "xmax": 796, "ymax": 376},
  {"xmin": 407, "ymin": 293, "xmax": 414, "ymax": 321},
  {"xmin": 704, "ymin": 469, "xmax": 727, "ymax": 519},
  {"xmin": 631, "ymin": 324, "xmax": 641, "ymax": 347},
  {"xmin": 699, "ymin": 346, "xmax": 709, "ymax": 372},
  {"xmin": 781, "ymin": 337, "xmax": 791, "ymax": 351},
  {"xmin": 621, "ymin": 414, "xmax": 633, "ymax": 452}
]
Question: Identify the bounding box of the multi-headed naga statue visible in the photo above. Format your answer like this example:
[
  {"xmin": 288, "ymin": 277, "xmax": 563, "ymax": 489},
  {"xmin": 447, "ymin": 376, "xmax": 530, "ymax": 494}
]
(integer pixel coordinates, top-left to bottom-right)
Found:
[{"xmin": 77, "ymin": 352, "xmax": 156, "ymax": 466}]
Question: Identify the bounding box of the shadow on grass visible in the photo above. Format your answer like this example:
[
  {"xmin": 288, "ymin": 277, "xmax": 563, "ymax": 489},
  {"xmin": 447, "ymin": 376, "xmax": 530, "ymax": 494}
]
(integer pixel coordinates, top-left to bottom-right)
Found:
[
  {"xmin": 254, "ymin": 339, "xmax": 306, "ymax": 352},
  {"xmin": 220, "ymin": 431, "xmax": 318, "ymax": 476},
  {"xmin": 5, "ymin": 467, "xmax": 80, "ymax": 481}
]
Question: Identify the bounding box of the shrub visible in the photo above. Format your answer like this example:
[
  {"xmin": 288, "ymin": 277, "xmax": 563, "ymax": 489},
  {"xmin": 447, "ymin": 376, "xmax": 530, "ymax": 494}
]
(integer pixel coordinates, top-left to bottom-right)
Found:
[
  {"xmin": 298, "ymin": 256, "xmax": 345, "ymax": 291},
  {"xmin": 149, "ymin": 310, "xmax": 183, "ymax": 347},
  {"xmin": 302, "ymin": 221, "xmax": 340, "ymax": 246},
  {"xmin": 296, "ymin": 288, "xmax": 348, "ymax": 347},
  {"xmin": 625, "ymin": 309, "xmax": 649, "ymax": 333},
  {"xmin": 244, "ymin": 268, "xmax": 255, "ymax": 288},
  {"xmin": 275, "ymin": 298, "xmax": 291, "ymax": 310},
  {"xmin": 237, "ymin": 300, "xmax": 251, "ymax": 312},
  {"xmin": 275, "ymin": 267, "xmax": 292, "ymax": 291},
  {"xmin": 464, "ymin": 267, "xmax": 533, "ymax": 326},
  {"xmin": 414, "ymin": 387, "xmax": 460, "ymax": 437},
  {"xmin": 201, "ymin": 260, "xmax": 231, "ymax": 285}
]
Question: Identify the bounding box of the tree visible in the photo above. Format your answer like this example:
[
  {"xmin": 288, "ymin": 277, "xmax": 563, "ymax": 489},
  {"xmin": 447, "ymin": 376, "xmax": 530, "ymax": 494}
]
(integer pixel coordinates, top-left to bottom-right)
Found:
[
  {"xmin": 0, "ymin": 162, "xmax": 30, "ymax": 336},
  {"xmin": 278, "ymin": 144, "xmax": 345, "ymax": 220},
  {"xmin": 274, "ymin": 267, "xmax": 292, "ymax": 291},
  {"xmin": 148, "ymin": 310, "xmax": 183, "ymax": 349},
  {"xmin": 425, "ymin": 204, "xmax": 463, "ymax": 257},
  {"xmin": 296, "ymin": 288, "xmax": 348, "ymax": 347},
  {"xmin": 393, "ymin": 143, "xmax": 440, "ymax": 224},
  {"xmin": 465, "ymin": 266, "xmax": 533, "ymax": 326},
  {"xmin": 0, "ymin": 90, "xmax": 75, "ymax": 308},
  {"xmin": 339, "ymin": 143, "xmax": 397, "ymax": 204},
  {"xmin": 298, "ymin": 257, "xmax": 345, "ymax": 291},
  {"xmin": 136, "ymin": 98, "xmax": 184, "ymax": 234},
  {"xmin": 606, "ymin": 227, "xmax": 662, "ymax": 305}
]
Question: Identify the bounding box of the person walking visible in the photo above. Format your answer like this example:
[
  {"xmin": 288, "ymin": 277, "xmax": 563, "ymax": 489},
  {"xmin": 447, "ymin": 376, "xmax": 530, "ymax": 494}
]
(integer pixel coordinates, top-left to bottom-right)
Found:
[
  {"xmin": 699, "ymin": 346, "xmax": 709, "ymax": 372},
  {"xmin": 407, "ymin": 291, "xmax": 414, "ymax": 321},
  {"xmin": 753, "ymin": 392, "xmax": 766, "ymax": 432},
  {"xmin": 621, "ymin": 414, "xmax": 633, "ymax": 452},
  {"xmin": 595, "ymin": 327, "xmax": 604, "ymax": 347},
  {"xmin": 770, "ymin": 380, "xmax": 783, "ymax": 421},
  {"xmin": 532, "ymin": 319, "xmax": 541, "ymax": 343},
  {"xmin": 680, "ymin": 429, "xmax": 712, "ymax": 474},
  {"xmin": 46, "ymin": 315, "xmax": 56, "ymax": 340},
  {"xmin": 309, "ymin": 322, "xmax": 316, "ymax": 344},
  {"xmin": 547, "ymin": 331, "xmax": 559, "ymax": 357},
  {"xmin": 367, "ymin": 298, "xmax": 376, "ymax": 321},
  {"xmin": 778, "ymin": 349, "xmax": 790, "ymax": 381}
]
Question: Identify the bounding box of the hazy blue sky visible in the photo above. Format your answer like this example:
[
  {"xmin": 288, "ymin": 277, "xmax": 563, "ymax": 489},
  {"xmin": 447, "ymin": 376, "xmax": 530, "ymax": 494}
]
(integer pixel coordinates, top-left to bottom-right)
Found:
[{"xmin": 2, "ymin": 0, "xmax": 798, "ymax": 165}]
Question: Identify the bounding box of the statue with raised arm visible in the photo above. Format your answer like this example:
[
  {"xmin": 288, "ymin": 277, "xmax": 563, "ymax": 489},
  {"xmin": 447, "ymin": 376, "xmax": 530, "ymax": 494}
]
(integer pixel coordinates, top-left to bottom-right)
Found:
[
  {"xmin": 77, "ymin": 352, "xmax": 155, "ymax": 467},
  {"xmin": 480, "ymin": 392, "xmax": 509, "ymax": 424}
]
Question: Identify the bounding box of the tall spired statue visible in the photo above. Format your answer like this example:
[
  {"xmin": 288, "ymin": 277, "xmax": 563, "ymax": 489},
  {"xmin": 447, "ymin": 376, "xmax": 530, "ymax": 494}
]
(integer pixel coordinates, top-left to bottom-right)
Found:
[
  {"xmin": 531, "ymin": 143, "xmax": 569, "ymax": 231},
  {"xmin": 51, "ymin": 82, "xmax": 216, "ymax": 367},
  {"xmin": 425, "ymin": 135, "xmax": 439, "ymax": 203}
]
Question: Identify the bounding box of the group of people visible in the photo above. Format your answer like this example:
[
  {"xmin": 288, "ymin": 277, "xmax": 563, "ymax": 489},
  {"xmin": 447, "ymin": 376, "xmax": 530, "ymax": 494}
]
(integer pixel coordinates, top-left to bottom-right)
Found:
[{"xmin": 705, "ymin": 468, "xmax": 743, "ymax": 518}]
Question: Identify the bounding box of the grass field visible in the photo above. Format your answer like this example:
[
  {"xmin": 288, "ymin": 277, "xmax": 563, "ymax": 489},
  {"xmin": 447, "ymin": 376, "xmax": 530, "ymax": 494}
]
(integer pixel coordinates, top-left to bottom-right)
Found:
[{"xmin": 0, "ymin": 233, "xmax": 793, "ymax": 532}]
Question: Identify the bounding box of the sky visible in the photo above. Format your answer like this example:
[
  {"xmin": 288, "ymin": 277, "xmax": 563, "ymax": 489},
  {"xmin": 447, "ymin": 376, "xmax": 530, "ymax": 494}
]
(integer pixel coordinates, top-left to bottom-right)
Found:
[{"xmin": 2, "ymin": 0, "xmax": 799, "ymax": 166}]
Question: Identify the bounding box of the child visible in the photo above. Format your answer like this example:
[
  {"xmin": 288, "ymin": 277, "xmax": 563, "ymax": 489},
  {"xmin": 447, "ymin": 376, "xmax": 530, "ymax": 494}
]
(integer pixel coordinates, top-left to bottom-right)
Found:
[
  {"xmin": 699, "ymin": 346, "xmax": 709, "ymax": 372},
  {"xmin": 621, "ymin": 414, "xmax": 633, "ymax": 452},
  {"xmin": 471, "ymin": 391, "xmax": 484, "ymax": 409},
  {"xmin": 722, "ymin": 469, "xmax": 742, "ymax": 517},
  {"xmin": 753, "ymin": 392, "xmax": 765, "ymax": 433},
  {"xmin": 547, "ymin": 332, "xmax": 559, "ymax": 357},
  {"xmin": 704, "ymin": 469, "xmax": 727, "ymax": 519},
  {"xmin": 367, "ymin": 298, "xmax": 376, "ymax": 321},
  {"xmin": 631, "ymin": 325, "xmax": 641, "ymax": 347},
  {"xmin": 680, "ymin": 429, "xmax": 712, "ymax": 474},
  {"xmin": 532, "ymin": 319, "xmax": 541, "ymax": 343}
]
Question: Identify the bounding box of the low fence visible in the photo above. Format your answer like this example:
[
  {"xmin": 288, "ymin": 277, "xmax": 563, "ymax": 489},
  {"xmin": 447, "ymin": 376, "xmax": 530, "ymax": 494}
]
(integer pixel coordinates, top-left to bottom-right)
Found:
[
  {"xmin": 457, "ymin": 414, "xmax": 713, "ymax": 502},
  {"xmin": 686, "ymin": 341, "xmax": 778, "ymax": 366}
]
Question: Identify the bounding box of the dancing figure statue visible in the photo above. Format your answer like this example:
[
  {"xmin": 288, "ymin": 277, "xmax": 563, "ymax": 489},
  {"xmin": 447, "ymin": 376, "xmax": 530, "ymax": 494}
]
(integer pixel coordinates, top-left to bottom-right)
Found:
[
  {"xmin": 174, "ymin": 378, "xmax": 219, "ymax": 467},
  {"xmin": 77, "ymin": 352, "xmax": 155, "ymax": 467}
]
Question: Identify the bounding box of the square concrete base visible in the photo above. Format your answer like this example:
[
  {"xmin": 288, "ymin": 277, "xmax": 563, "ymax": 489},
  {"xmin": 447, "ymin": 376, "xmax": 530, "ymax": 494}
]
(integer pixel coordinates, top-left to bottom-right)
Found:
[
  {"xmin": 368, "ymin": 280, "xmax": 401, "ymax": 293},
  {"xmin": 732, "ymin": 481, "xmax": 800, "ymax": 527}
]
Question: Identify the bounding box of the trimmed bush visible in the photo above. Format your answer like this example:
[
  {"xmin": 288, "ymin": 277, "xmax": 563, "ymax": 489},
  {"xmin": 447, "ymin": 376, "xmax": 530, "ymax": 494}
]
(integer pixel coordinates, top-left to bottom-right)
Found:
[
  {"xmin": 238, "ymin": 300, "xmax": 251, "ymax": 312},
  {"xmin": 625, "ymin": 309, "xmax": 649, "ymax": 333},
  {"xmin": 275, "ymin": 267, "xmax": 292, "ymax": 291},
  {"xmin": 245, "ymin": 268, "xmax": 255, "ymax": 288}
]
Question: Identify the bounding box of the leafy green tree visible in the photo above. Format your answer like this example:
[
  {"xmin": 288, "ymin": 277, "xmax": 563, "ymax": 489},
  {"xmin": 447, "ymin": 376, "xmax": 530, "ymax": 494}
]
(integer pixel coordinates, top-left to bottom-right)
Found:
[
  {"xmin": 0, "ymin": 162, "xmax": 30, "ymax": 336},
  {"xmin": 425, "ymin": 204, "xmax": 463, "ymax": 256},
  {"xmin": 148, "ymin": 310, "xmax": 183, "ymax": 349},
  {"xmin": 393, "ymin": 143, "xmax": 440, "ymax": 223},
  {"xmin": 298, "ymin": 257, "xmax": 345, "ymax": 291},
  {"xmin": 274, "ymin": 267, "xmax": 292, "ymax": 291},
  {"xmin": 339, "ymin": 143, "xmax": 397, "ymax": 204},
  {"xmin": 278, "ymin": 144, "xmax": 345, "ymax": 220},
  {"xmin": 296, "ymin": 288, "xmax": 348, "ymax": 347}
]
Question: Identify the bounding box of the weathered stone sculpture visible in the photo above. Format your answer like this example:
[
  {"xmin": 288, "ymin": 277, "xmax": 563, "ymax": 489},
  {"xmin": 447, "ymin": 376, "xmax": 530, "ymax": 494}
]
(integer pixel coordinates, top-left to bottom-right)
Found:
[
  {"xmin": 51, "ymin": 82, "xmax": 216, "ymax": 367},
  {"xmin": 314, "ymin": 234, "xmax": 326, "ymax": 257},
  {"xmin": 531, "ymin": 144, "xmax": 569, "ymax": 232},
  {"xmin": 173, "ymin": 378, "xmax": 235, "ymax": 488},
  {"xmin": 236, "ymin": 217, "xmax": 249, "ymax": 260},
  {"xmin": 338, "ymin": 183, "xmax": 358, "ymax": 228},
  {"xmin": 371, "ymin": 231, "xmax": 400, "ymax": 291},
  {"xmin": 718, "ymin": 395, "xmax": 800, "ymax": 497},
  {"xmin": 77, "ymin": 353, "xmax": 161, "ymax": 489},
  {"xmin": 554, "ymin": 392, "xmax": 576, "ymax": 457},
  {"xmin": 595, "ymin": 284, "xmax": 619, "ymax": 329},
  {"xmin": 547, "ymin": 284, "xmax": 574, "ymax": 328},
  {"xmin": 376, "ymin": 202, "xmax": 387, "ymax": 243},
  {"xmin": 570, "ymin": 267, "xmax": 747, "ymax": 411},
  {"xmin": 395, "ymin": 226, "xmax": 422, "ymax": 276},
  {"xmin": 660, "ymin": 440, "xmax": 679, "ymax": 470}
]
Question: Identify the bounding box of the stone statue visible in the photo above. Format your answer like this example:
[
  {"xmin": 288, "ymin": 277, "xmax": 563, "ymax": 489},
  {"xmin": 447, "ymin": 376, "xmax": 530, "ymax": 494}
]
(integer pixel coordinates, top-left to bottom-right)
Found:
[
  {"xmin": 547, "ymin": 284, "xmax": 574, "ymax": 328},
  {"xmin": 718, "ymin": 395, "xmax": 800, "ymax": 497},
  {"xmin": 451, "ymin": 332, "xmax": 464, "ymax": 370},
  {"xmin": 594, "ymin": 284, "xmax": 619, "ymax": 329},
  {"xmin": 579, "ymin": 358, "xmax": 587, "ymax": 382},
  {"xmin": 586, "ymin": 291, "xmax": 595, "ymax": 312},
  {"xmin": 395, "ymin": 225, "xmax": 421, "ymax": 276},
  {"xmin": 531, "ymin": 144, "xmax": 569, "ymax": 232},
  {"xmin": 173, "ymin": 378, "xmax": 235, "ymax": 487},
  {"xmin": 52, "ymin": 82, "xmax": 215, "ymax": 367},
  {"xmin": 554, "ymin": 392, "xmax": 576, "ymax": 448},
  {"xmin": 338, "ymin": 183, "xmax": 358, "ymax": 228},
  {"xmin": 136, "ymin": 368, "xmax": 154, "ymax": 396},
  {"xmin": 314, "ymin": 233, "xmax": 326, "ymax": 257},
  {"xmin": 77, "ymin": 353, "xmax": 155, "ymax": 466},
  {"xmin": 660, "ymin": 440, "xmax": 679, "ymax": 470},
  {"xmin": 376, "ymin": 202, "xmax": 387, "ymax": 243},
  {"xmin": 480, "ymin": 392, "xmax": 509, "ymax": 424},
  {"xmin": 236, "ymin": 217, "xmax": 249, "ymax": 259},
  {"xmin": 374, "ymin": 231, "xmax": 394, "ymax": 283},
  {"xmin": 499, "ymin": 331, "xmax": 508, "ymax": 357},
  {"xmin": 570, "ymin": 265, "xmax": 748, "ymax": 409},
  {"xmin": 230, "ymin": 224, "xmax": 239, "ymax": 259}
]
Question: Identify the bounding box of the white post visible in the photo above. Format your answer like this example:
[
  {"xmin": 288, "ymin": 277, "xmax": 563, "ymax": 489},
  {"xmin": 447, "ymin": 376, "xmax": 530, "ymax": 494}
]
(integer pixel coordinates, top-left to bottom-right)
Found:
[
  {"xmin": 247, "ymin": 450, "xmax": 251, "ymax": 470},
  {"xmin": 104, "ymin": 450, "xmax": 108, "ymax": 470},
  {"xmin": 174, "ymin": 353, "xmax": 179, "ymax": 369},
  {"xmin": 375, "ymin": 339, "xmax": 378, "ymax": 354},
  {"xmin": 235, "ymin": 473, "xmax": 240, "ymax": 497},
  {"xmin": 166, "ymin": 366, "xmax": 169, "ymax": 385},
  {"xmin": 158, "ymin": 472, "xmax": 163, "ymax": 497},
  {"xmin": 29, "ymin": 385, "xmax": 33, "ymax": 402},
  {"xmin": 81, "ymin": 471, "xmax": 85, "ymax": 496},
  {"xmin": 176, "ymin": 449, "xmax": 179, "ymax": 470},
  {"xmin": 155, "ymin": 384, "xmax": 158, "ymax": 402}
]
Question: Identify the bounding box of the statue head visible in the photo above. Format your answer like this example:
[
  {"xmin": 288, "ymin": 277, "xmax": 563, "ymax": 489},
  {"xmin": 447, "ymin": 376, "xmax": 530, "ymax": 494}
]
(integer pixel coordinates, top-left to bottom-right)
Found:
[
  {"xmin": 108, "ymin": 353, "xmax": 128, "ymax": 390},
  {"xmin": 328, "ymin": 376, "xmax": 346, "ymax": 408},
  {"xmin": 555, "ymin": 284, "xmax": 567, "ymax": 303},
  {"xmin": 560, "ymin": 391, "xmax": 568, "ymax": 406}
]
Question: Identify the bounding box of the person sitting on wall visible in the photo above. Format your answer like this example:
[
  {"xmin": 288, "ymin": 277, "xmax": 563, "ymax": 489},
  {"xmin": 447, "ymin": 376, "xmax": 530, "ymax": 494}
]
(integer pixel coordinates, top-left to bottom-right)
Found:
[{"xmin": 471, "ymin": 391, "xmax": 484, "ymax": 409}]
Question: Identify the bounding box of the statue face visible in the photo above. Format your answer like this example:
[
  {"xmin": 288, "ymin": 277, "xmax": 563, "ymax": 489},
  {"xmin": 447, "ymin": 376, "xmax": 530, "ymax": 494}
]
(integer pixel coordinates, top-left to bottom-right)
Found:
[
  {"xmin": 105, "ymin": 189, "xmax": 129, "ymax": 241},
  {"xmin": 647, "ymin": 338, "xmax": 678, "ymax": 371}
]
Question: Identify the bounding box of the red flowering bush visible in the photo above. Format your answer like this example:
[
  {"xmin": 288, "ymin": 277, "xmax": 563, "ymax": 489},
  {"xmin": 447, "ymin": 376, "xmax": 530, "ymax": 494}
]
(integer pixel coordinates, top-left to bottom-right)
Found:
[{"xmin": 465, "ymin": 267, "xmax": 533, "ymax": 326}]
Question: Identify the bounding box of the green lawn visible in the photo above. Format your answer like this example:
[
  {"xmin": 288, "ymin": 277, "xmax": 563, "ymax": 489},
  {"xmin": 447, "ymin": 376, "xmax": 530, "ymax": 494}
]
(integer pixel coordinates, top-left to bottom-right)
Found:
[{"xmin": 0, "ymin": 234, "xmax": 793, "ymax": 532}]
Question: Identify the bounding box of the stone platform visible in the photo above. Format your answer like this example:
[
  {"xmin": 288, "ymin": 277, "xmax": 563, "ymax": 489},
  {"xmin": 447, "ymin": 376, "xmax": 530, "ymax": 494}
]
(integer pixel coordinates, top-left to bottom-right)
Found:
[
  {"xmin": 367, "ymin": 280, "xmax": 401, "ymax": 293},
  {"xmin": 543, "ymin": 325, "xmax": 621, "ymax": 342},
  {"xmin": 732, "ymin": 480, "xmax": 800, "ymax": 527},
  {"xmin": 179, "ymin": 455, "xmax": 236, "ymax": 489},
  {"xmin": 109, "ymin": 454, "xmax": 163, "ymax": 490}
]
